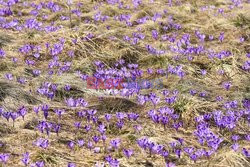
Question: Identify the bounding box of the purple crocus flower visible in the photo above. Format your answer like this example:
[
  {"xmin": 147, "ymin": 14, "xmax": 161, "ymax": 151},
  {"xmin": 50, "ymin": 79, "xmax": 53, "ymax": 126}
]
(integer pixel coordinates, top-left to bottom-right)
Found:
[
  {"xmin": 116, "ymin": 120, "xmax": 124, "ymax": 129},
  {"xmin": 33, "ymin": 69, "xmax": 41, "ymax": 76},
  {"xmin": 105, "ymin": 114, "xmax": 112, "ymax": 122},
  {"xmin": 151, "ymin": 96, "xmax": 160, "ymax": 107},
  {"xmin": 3, "ymin": 112, "xmax": 11, "ymax": 121},
  {"xmin": 216, "ymin": 96, "xmax": 223, "ymax": 101},
  {"xmin": 10, "ymin": 112, "xmax": 19, "ymax": 127},
  {"xmin": 205, "ymin": 150, "xmax": 214, "ymax": 158},
  {"xmin": 68, "ymin": 141, "xmax": 75, "ymax": 150},
  {"xmin": 92, "ymin": 136, "xmax": 100, "ymax": 144},
  {"xmin": 22, "ymin": 152, "xmax": 30, "ymax": 166},
  {"xmin": 166, "ymin": 162, "xmax": 175, "ymax": 167},
  {"xmin": 43, "ymin": 110, "xmax": 49, "ymax": 120},
  {"xmin": 67, "ymin": 0, "xmax": 73, "ymax": 5},
  {"xmin": 66, "ymin": 97, "xmax": 76, "ymax": 107},
  {"xmin": 41, "ymin": 104, "xmax": 49, "ymax": 112},
  {"xmin": 104, "ymin": 155, "xmax": 114, "ymax": 165},
  {"xmin": 109, "ymin": 158, "xmax": 119, "ymax": 167},
  {"xmin": 64, "ymin": 84, "xmax": 71, "ymax": 91},
  {"xmin": 152, "ymin": 30, "xmax": 158, "ymax": 40},
  {"xmin": 110, "ymin": 138, "xmax": 121, "ymax": 149},
  {"xmin": 0, "ymin": 49, "xmax": 5, "ymax": 58},
  {"xmin": 127, "ymin": 113, "xmax": 139, "ymax": 121},
  {"xmin": 68, "ymin": 162, "xmax": 76, "ymax": 167},
  {"xmin": 34, "ymin": 138, "xmax": 49, "ymax": 149},
  {"xmin": 5, "ymin": 73, "xmax": 13, "ymax": 80},
  {"xmin": 94, "ymin": 147, "xmax": 101, "ymax": 153},
  {"xmin": 223, "ymin": 82, "xmax": 232, "ymax": 90},
  {"xmin": 18, "ymin": 106, "xmax": 27, "ymax": 120},
  {"xmin": 184, "ymin": 147, "xmax": 194, "ymax": 154},
  {"xmin": 240, "ymin": 37, "xmax": 245, "ymax": 43},
  {"xmin": 161, "ymin": 116, "xmax": 169, "ymax": 129},
  {"xmin": 34, "ymin": 53, "xmax": 40, "ymax": 58},
  {"xmin": 137, "ymin": 95, "xmax": 146, "ymax": 105},
  {"xmin": 17, "ymin": 77, "xmax": 27, "ymax": 84},
  {"xmin": 54, "ymin": 124, "xmax": 61, "ymax": 135},
  {"xmin": 98, "ymin": 124, "xmax": 106, "ymax": 134},
  {"xmin": 168, "ymin": 0, "xmax": 172, "ymax": 6},
  {"xmin": 123, "ymin": 149, "xmax": 133, "ymax": 158},
  {"xmin": 77, "ymin": 139, "xmax": 85, "ymax": 147},
  {"xmin": 175, "ymin": 149, "xmax": 181, "ymax": 158},
  {"xmin": 147, "ymin": 68, "xmax": 154, "ymax": 74},
  {"xmin": 77, "ymin": 110, "xmax": 86, "ymax": 118},
  {"xmin": 201, "ymin": 69, "xmax": 207, "ymax": 75},
  {"xmin": 199, "ymin": 92, "xmax": 206, "ymax": 97},
  {"xmin": 161, "ymin": 150, "xmax": 169, "ymax": 159},
  {"xmin": 35, "ymin": 161, "xmax": 45, "ymax": 167},
  {"xmin": 242, "ymin": 99, "xmax": 250, "ymax": 109},
  {"xmin": 84, "ymin": 124, "xmax": 92, "ymax": 132},
  {"xmin": 246, "ymin": 53, "xmax": 250, "ymax": 58},
  {"xmin": 74, "ymin": 122, "xmax": 81, "ymax": 130},
  {"xmin": 101, "ymin": 135, "xmax": 107, "ymax": 143},
  {"xmin": 218, "ymin": 8, "xmax": 224, "ymax": 14},
  {"xmin": 95, "ymin": 162, "xmax": 105, "ymax": 167},
  {"xmin": 25, "ymin": 60, "xmax": 35, "ymax": 66},
  {"xmin": 231, "ymin": 135, "xmax": 240, "ymax": 142},
  {"xmin": 209, "ymin": 35, "xmax": 214, "ymax": 41},
  {"xmin": 87, "ymin": 140, "xmax": 93, "ymax": 150},
  {"xmin": 12, "ymin": 57, "xmax": 18, "ymax": 63},
  {"xmin": 242, "ymin": 148, "xmax": 250, "ymax": 157},
  {"xmin": 133, "ymin": 124, "xmax": 142, "ymax": 132},
  {"xmin": 190, "ymin": 153, "xmax": 198, "ymax": 162},
  {"xmin": 189, "ymin": 89, "xmax": 197, "ymax": 96},
  {"xmin": 33, "ymin": 106, "xmax": 40, "ymax": 115},
  {"xmin": 245, "ymin": 134, "xmax": 250, "ymax": 141},
  {"xmin": 54, "ymin": 109, "xmax": 65, "ymax": 119},
  {"xmin": 219, "ymin": 32, "xmax": 224, "ymax": 42},
  {"xmin": 0, "ymin": 153, "xmax": 10, "ymax": 164},
  {"xmin": 0, "ymin": 108, "xmax": 3, "ymax": 116},
  {"xmin": 116, "ymin": 112, "xmax": 126, "ymax": 120},
  {"xmin": 231, "ymin": 143, "xmax": 239, "ymax": 151},
  {"xmin": 132, "ymin": 0, "xmax": 142, "ymax": 8}
]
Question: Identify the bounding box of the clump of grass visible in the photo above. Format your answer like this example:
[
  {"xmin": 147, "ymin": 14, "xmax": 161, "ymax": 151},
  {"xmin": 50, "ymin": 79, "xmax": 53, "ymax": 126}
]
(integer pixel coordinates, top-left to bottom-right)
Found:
[
  {"xmin": 0, "ymin": 80, "xmax": 41, "ymax": 106},
  {"xmin": 173, "ymin": 97, "xmax": 189, "ymax": 115},
  {"xmin": 0, "ymin": 33, "xmax": 13, "ymax": 48},
  {"xmin": 35, "ymin": 151, "xmax": 59, "ymax": 165},
  {"xmin": 97, "ymin": 97, "xmax": 138, "ymax": 113},
  {"xmin": 140, "ymin": 56, "xmax": 170, "ymax": 68},
  {"xmin": 106, "ymin": 123, "xmax": 119, "ymax": 135},
  {"xmin": 0, "ymin": 122, "xmax": 17, "ymax": 137},
  {"xmin": 127, "ymin": 134, "xmax": 137, "ymax": 144},
  {"xmin": 24, "ymin": 118, "xmax": 39, "ymax": 130},
  {"xmin": 54, "ymin": 86, "xmax": 85, "ymax": 101},
  {"xmin": 233, "ymin": 13, "xmax": 250, "ymax": 29},
  {"xmin": 209, "ymin": 149, "xmax": 250, "ymax": 167}
]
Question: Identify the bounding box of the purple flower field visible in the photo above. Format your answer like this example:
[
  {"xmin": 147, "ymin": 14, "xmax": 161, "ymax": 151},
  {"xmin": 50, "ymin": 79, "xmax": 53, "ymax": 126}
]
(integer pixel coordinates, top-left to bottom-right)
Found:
[{"xmin": 0, "ymin": 0, "xmax": 249, "ymax": 167}]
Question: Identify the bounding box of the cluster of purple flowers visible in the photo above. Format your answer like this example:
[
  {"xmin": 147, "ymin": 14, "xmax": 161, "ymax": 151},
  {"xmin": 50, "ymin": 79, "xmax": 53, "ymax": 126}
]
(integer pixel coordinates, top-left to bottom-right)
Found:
[
  {"xmin": 37, "ymin": 120, "xmax": 61, "ymax": 136},
  {"xmin": 147, "ymin": 106, "xmax": 182, "ymax": 130},
  {"xmin": 0, "ymin": 106, "xmax": 27, "ymax": 127},
  {"xmin": 104, "ymin": 155, "xmax": 120, "ymax": 167},
  {"xmin": 65, "ymin": 97, "xmax": 88, "ymax": 107},
  {"xmin": 34, "ymin": 138, "xmax": 49, "ymax": 149},
  {"xmin": 194, "ymin": 121, "xmax": 224, "ymax": 150},
  {"xmin": 93, "ymin": 12, "xmax": 107, "ymax": 22},
  {"xmin": 37, "ymin": 82, "xmax": 58, "ymax": 99}
]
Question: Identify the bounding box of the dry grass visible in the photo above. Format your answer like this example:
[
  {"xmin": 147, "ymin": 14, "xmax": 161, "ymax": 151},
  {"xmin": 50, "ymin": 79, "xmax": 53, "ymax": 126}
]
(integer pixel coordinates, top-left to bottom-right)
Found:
[{"xmin": 0, "ymin": 0, "xmax": 249, "ymax": 167}]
